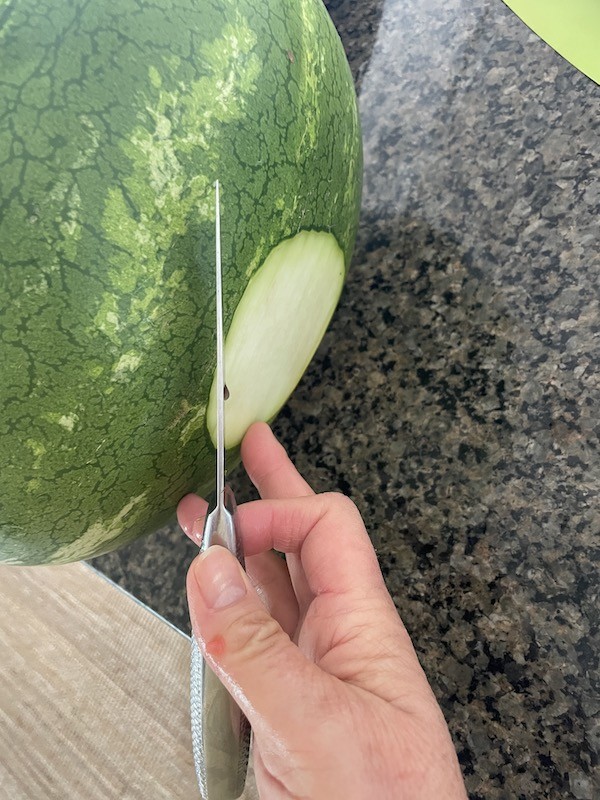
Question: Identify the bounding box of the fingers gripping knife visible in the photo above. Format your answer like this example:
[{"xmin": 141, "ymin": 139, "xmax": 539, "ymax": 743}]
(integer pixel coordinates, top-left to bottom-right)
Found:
[{"xmin": 190, "ymin": 181, "xmax": 251, "ymax": 799}]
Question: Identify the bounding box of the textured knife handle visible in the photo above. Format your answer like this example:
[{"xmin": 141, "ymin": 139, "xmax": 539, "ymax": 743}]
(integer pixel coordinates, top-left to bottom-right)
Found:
[
  {"xmin": 190, "ymin": 486, "xmax": 251, "ymax": 799},
  {"xmin": 190, "ymin": 636, "xmax": 251, "ymax": 800},
  {"xmin": 190, "ymin": 636, "xmax": 209, "ymax": 799}
]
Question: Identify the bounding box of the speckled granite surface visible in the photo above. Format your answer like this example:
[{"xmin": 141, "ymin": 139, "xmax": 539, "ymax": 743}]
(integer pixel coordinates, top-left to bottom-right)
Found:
[{"xmin": 92, "ymin": 1, "xmax": 600, "ymax": 797}]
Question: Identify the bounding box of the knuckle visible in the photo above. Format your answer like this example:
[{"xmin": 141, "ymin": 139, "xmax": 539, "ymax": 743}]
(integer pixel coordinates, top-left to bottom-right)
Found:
[
  {"xmin": 322, "ymin": 491, "xmax": 361, "ymax": 519},
  {"xmin": 224, "ymin": 607, "xmax": 285, "ymax": 662}
]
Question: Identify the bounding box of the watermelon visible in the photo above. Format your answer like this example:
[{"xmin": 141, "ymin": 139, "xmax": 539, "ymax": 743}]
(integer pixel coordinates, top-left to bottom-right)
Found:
[{"xmin": 0, "ymin": 0, "xmax": 362, "ymax": 564}]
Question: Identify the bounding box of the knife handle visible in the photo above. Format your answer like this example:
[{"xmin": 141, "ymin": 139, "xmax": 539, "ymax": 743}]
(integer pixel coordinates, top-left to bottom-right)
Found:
[{"xmin": 190, "ymin": 486, "xmax": 251, "ymax": 800}]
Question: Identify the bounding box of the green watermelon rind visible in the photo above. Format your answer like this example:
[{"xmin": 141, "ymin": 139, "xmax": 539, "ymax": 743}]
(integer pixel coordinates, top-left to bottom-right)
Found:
[{"xmin": 0, "ymin": 0, "xmax": 362, "ymax": 565}]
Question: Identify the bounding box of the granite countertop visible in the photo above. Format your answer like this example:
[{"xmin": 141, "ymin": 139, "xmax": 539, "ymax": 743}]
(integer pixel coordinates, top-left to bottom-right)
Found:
[{"xmin": 93, "ymin": 1, "xmax": 600, "ymax": 797}]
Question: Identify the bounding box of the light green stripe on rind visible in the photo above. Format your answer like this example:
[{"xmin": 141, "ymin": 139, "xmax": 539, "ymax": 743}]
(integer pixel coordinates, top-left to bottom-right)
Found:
[{"xmin": 49, "ymin": 492, "xmax": 149, "ymax": 564}]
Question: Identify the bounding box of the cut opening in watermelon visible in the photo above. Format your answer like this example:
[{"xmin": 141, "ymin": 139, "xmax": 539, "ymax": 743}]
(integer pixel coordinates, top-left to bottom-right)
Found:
[{"xmin": 206, "ymin": 230, "xmax": 345, "ymax": 448}]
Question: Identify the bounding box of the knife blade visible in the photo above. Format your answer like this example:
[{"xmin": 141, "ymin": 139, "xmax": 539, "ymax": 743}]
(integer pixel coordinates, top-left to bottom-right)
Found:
[{"xmin": 190, "ymin": 180, "xmax": 251, "ymax": 800}]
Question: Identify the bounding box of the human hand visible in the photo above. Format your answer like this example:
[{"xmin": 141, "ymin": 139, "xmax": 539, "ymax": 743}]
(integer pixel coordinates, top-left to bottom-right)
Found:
[{"xmin": 178, "ymin": 422, "xmax": 467, "ymax": 800}]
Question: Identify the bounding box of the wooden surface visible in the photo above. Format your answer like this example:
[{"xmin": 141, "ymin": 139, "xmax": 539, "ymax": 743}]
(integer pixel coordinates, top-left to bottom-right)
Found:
[{"xmin": 0, "ymin": 563, "xmax": 258, "ymax": 800}]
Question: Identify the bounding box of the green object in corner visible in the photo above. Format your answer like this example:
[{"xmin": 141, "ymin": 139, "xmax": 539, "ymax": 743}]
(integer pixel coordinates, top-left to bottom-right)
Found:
[{"xmin": 503, "ymin": 0, "xmax": 600, "ymax": 84}]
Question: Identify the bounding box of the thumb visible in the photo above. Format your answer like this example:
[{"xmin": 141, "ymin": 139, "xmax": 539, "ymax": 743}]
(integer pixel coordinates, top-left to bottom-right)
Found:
[{"xmin": 187, "ymin": 545, "xmax": 322, "ymax": 744}]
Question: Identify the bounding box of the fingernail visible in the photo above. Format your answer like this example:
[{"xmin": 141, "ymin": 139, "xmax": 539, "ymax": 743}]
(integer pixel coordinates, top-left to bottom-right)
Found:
[
  {"xmin": 193, "ymin": 546, "xmax": 247, "ymax": 609},
  {"xmin": 189, "ymin": 515, "xmax": 206, "ymax": 546}
]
